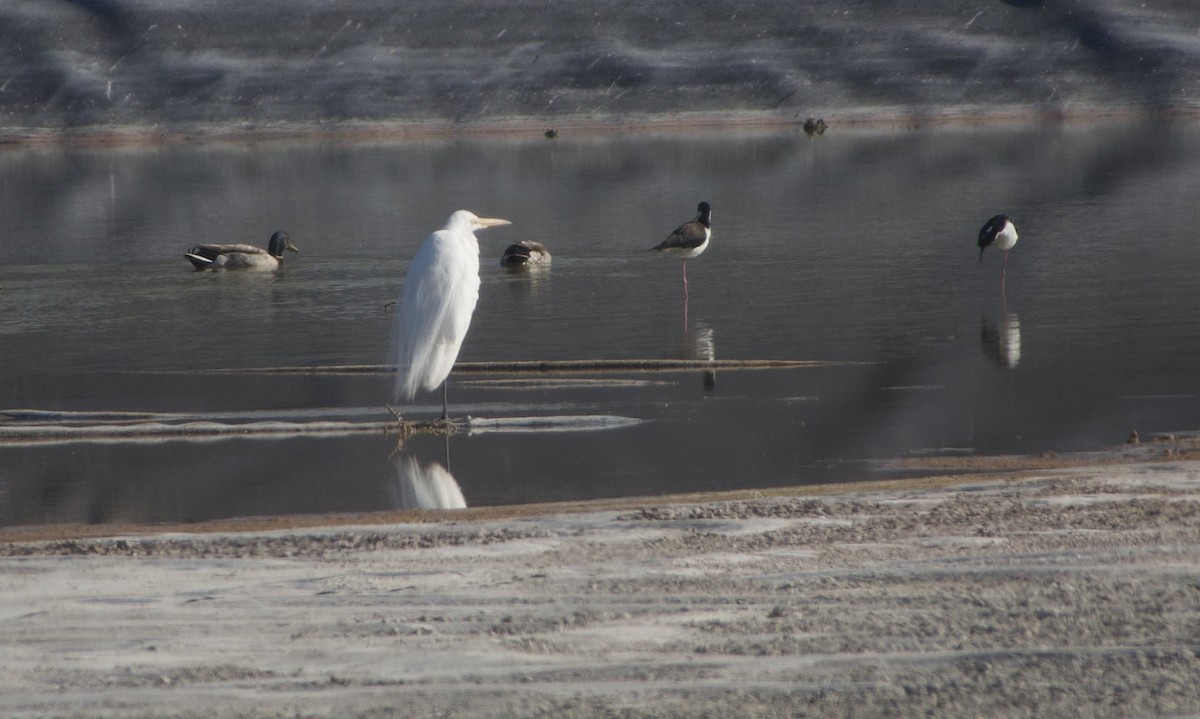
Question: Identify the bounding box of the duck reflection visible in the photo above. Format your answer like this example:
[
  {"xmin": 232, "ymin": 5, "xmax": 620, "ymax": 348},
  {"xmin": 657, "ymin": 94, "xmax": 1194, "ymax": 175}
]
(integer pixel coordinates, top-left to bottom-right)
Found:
[
  {"xmin": 981, "ymin": 312, "xmax": 1021, "ymax": 368},
  {"xmin": 501, "ymin": 243, "xmax": 552, "ymax": 299},
  {"xmin": 390, "ymin": 453, "xmax": 467, "ymax": 510}
]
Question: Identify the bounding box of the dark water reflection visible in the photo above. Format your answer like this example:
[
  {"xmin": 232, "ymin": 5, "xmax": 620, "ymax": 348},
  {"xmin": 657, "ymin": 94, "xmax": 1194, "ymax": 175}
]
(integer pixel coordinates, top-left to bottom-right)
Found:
[{"xmin": 2, "ymin": 122, "xmax": 1200, "ymax": 527}]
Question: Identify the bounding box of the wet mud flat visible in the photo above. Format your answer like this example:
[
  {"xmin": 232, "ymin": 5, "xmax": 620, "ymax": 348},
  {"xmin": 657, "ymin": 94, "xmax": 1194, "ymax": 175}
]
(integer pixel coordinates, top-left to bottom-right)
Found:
[{"xmin": 3, "ymin": 456, "xmax": 1200, "ymax": 718}]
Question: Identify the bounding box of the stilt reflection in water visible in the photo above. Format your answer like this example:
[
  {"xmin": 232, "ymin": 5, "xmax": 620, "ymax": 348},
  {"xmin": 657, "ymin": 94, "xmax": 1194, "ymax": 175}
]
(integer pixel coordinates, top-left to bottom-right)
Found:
[
  {"xmin": 981, "ymin": 312, "xmax": 1022, "ymax": 369},
  {"xmin": 684, "ymin": 321, "xmax": 717, "ymax": 391}
]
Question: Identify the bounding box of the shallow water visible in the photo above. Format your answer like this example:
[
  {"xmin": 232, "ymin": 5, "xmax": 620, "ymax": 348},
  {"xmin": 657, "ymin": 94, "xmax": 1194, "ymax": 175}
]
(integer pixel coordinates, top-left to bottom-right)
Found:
[{"xmin": 2, "ymin": 121, "xmax": 1200, "ymax": 527}]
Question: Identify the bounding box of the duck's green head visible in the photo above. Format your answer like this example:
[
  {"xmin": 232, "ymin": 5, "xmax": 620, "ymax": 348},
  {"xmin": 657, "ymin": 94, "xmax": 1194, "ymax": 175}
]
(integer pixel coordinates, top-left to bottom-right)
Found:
[{"xmin": 268, "ymin": 231, "xmax": 299, "ymax": 259}]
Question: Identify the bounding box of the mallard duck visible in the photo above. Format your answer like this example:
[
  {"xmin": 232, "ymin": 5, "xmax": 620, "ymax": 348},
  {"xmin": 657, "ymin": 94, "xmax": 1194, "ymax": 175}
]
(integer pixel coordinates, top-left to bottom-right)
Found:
[
  {"xmin": 185, "ymin": 231, "xmax": 298, "ymax": 271},
  {"xmin": 500, "ymin": 240, "xmax": 551, "ymax": 267},
  {"xmin": 650, "ymin": 201, "xmax": 711, "ymax": 299}
]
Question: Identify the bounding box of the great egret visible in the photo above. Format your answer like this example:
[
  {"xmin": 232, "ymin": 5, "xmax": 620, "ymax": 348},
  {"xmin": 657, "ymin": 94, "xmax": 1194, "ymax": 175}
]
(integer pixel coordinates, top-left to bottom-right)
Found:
[
  {"xmin": 500, "ymin": 240, "xmax": 551, "ymax": 267},
  {"xmin": 389, "ymin": 210, "xmax": 511, "ymax": 419},
  {"xmin": 185, "ymin": 231, "xmax": 298, "ymax": 271},
  {"xmin": 978, "ymin": 214, "xmax": 1018, "ymax": 285},
  {"xmin": 650, "ymin": 201, "xmax": 711, "ymax": 300}
]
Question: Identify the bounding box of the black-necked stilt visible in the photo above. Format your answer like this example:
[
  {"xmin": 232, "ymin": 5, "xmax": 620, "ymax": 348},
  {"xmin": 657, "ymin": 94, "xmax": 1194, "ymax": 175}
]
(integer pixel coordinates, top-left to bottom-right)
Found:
[
  {"xmin": 185, "ymin": 231, "xmax": 298, "ymax": 271},
  {"xmin": 500, "ymin": 240, "xmax": 551, "ymax": 268},
  {"xmin": 389, "ymin": 210, "xmax": 511, "ymax": 420},
  {"xmin": 978, "ymin": 214, "xmax": 1018, "ymax": 285},
  {"xmin": 651, "ymin": 201, "xmax": 711, "ymax": 300}
]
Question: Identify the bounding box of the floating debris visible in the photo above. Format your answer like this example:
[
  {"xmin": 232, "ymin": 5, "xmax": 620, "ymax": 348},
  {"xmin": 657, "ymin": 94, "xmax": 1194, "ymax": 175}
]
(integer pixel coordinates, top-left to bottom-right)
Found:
[
  {"xmin": 458, "ymin": 378, "xmax": 670, "ymax": 389},
  {"xmin": 464, "ymin": 415, "xmax": 643, "ymax": 434},
  {"xmin": 176, "ymin": 358, "xmax": 862, "ymax": 376},
  {"xmin": 385, "ymin": 405, "xmax": 459, "ymax": 440},
  {"xmin": 0, "ymin": 419, "xmax": 396, "ymax": 446},
  {"xmin": 1, "ymin": 409, "xmax": 178, "ymax": 423},
  {"xmin": 0, "ymin": 408, "xmax": 644, "ymax": 446}
]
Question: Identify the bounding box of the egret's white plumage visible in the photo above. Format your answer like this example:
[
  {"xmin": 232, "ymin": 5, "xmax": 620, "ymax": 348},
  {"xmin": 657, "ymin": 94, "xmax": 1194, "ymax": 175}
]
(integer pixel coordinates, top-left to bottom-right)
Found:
[{"xmin": 389, "ymin": 210, "xmax": 511, "ymax": 416}]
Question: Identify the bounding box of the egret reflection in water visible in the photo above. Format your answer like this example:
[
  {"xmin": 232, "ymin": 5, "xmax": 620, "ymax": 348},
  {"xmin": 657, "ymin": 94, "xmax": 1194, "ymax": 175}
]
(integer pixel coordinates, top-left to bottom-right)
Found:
[
  {"xmin": 981, "ymin": 312, "xmax": 1022, "ymax": 368},
  {"xmin": 390, "ymin": 453, "xmax": 467, "ymax": 510}
]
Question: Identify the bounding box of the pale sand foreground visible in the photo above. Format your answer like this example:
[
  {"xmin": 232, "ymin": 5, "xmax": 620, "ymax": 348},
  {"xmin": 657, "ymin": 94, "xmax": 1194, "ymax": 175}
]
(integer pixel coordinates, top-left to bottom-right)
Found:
[{"xmin": 3, "ymin": 458, "xmax": 1200, "ymax": 718}]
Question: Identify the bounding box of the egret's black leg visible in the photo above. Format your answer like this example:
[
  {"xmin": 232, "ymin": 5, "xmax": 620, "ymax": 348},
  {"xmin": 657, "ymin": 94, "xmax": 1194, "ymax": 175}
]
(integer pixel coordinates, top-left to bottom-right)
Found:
[{"xmin": 441, "ymin": 381, "xmax": 449, "ymax": 421}]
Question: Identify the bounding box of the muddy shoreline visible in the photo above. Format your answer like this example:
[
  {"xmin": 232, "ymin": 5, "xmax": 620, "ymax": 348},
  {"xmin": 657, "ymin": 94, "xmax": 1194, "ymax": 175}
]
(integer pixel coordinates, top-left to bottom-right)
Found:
[
  {"xmin": 3, "ymin": 104, "xmax": 1199, "ymax": 150},
  {"xmin": 3, "ymin": 458, "xmax": 1200, "ymax": 717},
  {"xmin": 3, "ymin": 432, "xmax": 1193, "ymax": 545}
]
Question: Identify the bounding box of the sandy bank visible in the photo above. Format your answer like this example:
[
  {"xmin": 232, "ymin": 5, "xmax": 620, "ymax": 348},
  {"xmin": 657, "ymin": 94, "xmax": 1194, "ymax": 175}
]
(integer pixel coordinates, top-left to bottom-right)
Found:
[{"xmin": 3, "ymin": 457, "xmax": 1200, "ymax": 718}]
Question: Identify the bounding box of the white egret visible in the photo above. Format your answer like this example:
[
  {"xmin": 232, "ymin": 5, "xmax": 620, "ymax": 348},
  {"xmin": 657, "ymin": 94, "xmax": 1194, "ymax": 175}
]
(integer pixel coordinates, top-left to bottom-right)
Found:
[
  {"xmin": 185, "ymin": 231, "xmax": 298, "ymax": 271},
  {"xmin": 389, "ymin": 210, "xmax": 511, "ymax": 419},
  {"xmin": 500, "ymin": 240, "xmax": 551, "ymax": 267},
  {"xmin": 650, "ymin": 201, "xmax": 711, "ymax": 300},
  {"xmin": 978, "ymin": 214, "xmax": 1018, "ymax": 285}
]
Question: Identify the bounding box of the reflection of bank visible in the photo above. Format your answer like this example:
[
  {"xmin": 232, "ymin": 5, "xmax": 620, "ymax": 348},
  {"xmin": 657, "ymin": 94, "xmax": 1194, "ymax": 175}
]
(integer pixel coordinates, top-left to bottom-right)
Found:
[
  {"xmin": 981, "ymin": 312, "xmax": 1021, "ymax": 368},
  {"xmin": 390, "ymin": 453, "xmax": 467, "ymax": 509}
]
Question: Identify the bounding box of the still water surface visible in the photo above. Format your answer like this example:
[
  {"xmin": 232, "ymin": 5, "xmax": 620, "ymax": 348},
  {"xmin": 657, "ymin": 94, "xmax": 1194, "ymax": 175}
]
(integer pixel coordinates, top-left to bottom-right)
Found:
[{"xmin": 2, "ymin": 122, "xmax": 1199, "ymax": 527}]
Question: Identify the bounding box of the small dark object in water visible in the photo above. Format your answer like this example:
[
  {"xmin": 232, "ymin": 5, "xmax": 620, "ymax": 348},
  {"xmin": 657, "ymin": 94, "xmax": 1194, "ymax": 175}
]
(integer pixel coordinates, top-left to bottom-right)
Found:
[
  {"xmin": 1127, "ymin": 430, "xmax": 1140, "ymax": 444},
  {"xmin": 544, "ymin": 129, "xmax": 558, "ymax": 139},
  {"xmin": 501, "ymin": 240, "xmax": 552, "ymax": 267},
  {"xmin": 803, "ymin": 117, "xmax": 827, "ymax": 136}
]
